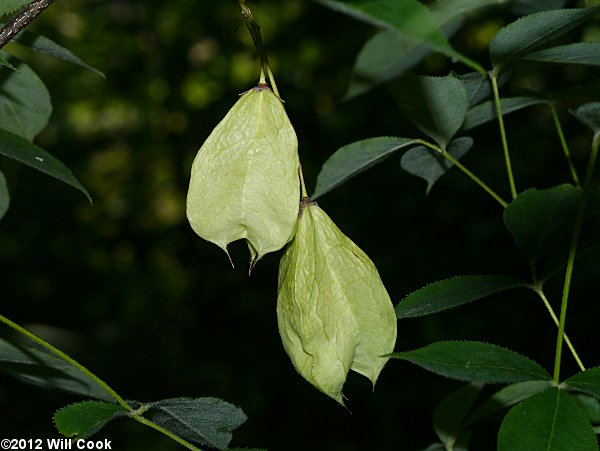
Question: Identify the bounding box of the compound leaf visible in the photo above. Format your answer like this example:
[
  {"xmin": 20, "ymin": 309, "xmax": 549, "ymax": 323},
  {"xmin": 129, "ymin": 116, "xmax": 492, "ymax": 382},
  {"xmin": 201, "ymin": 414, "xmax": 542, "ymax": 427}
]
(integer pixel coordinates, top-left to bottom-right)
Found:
[
  {"xmin": 391, "ymin": 341, "xmax": 551, "ymax": 383},
  {"xmin": 54, "ymin": 401, "xmax": 127, "ymax": 439}
]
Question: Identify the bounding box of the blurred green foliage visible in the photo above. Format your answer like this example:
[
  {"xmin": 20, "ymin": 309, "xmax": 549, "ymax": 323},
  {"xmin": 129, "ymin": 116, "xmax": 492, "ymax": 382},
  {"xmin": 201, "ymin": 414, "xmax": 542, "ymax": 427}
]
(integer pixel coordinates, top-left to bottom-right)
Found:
[{"xmin": 1, "ymin": 0, "xmax": 599, "ymax": 449}]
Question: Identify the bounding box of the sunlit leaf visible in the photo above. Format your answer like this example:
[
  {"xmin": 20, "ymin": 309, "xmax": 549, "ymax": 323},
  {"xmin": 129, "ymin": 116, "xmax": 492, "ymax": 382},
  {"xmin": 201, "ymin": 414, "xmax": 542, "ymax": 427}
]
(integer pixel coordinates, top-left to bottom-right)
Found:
[
  {"xmin": 11, "ymin": 30, "xmax": 105, "ymax": 77},
  {"xmin": 503, "ymin": 185, "xmax": 581, "ymax": 260},
  {"xmin": 54, "ymin": 401, "xmax": 127, "ymax": 439},
  {"xmin": 0, "ymin": 128, "xmax": 91, "ymax": 203},
  {"xmin": 390, "ymin": 73, "xmax": 469, "ymax": 147},
  {"xmin": 0, "ymin": 169, "xmax": 8, "ymax": 220},
  {"xmin": 396, "ymin": 275, "xmax": 526, "ymax": 319},
  {"xmin": 565, "ymin": 367, "xmax": 600, "ymax": 401},
  {"xmin": 571, "ymin": 102, "xmax": 600, "ymax": 133},
  {"xmin": 490, "ymin": 7, "xmax": 600, "ymax": 75},
  {"xmin": 400, "ymin": 136, "xmax": 473, "ymax": 194},
  {"xmin": 497, "ymin": 388, "xmax": 598, "ymax": 451},
  {"xmin": 462, "ymin": 97, "xmax": 546, "ymax": 131},
  {"xmin": 0, "ymin": 0, "xmax": 31, "ymax": 17},
  {"xmin": 0, "ymin": 51, "xmax": 51, "ymax": 141},
  {"xmin": 316, "ymin": 0, "xmax": 476, "ymax": 70},
  {"xmin": 143, "ymin": 397, "xmax": 247, "ymax": 450},
  {"xmin": 391, "ymin": 341, "xmax": 552, "ymax": 383},
  {"xmin": 312, "ymin": 137, "xmax": 419, "ymax": 199},
  {"xmin": 0, "ymin": 337, "xmax": 114, "ymax": 401},
  {"xmin": 525, "ymin": 43, "xmax": 600, "ymax": 67}
]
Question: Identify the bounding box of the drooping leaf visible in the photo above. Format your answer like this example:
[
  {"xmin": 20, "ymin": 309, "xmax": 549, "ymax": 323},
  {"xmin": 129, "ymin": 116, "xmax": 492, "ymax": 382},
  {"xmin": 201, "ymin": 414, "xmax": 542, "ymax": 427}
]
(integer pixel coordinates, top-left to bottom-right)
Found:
[
  {"xmin": 0, "ymin": 337, "xmax": 115, "ymax": 402},
  {"xmin": 462, "ymin": 97, "xmax": 546, "ymax": 131},
  {"xmin": 0, "ymin": 51, "xmax": 52, "ymax": 141},
  {"xmin": 395, "ymin": 275, "xmax": 526, "ymax": 319},
  {"xmin": 400, "ymin": 136, "xmax": 473, "ymax": 194},
  {"xmin": 143, "ymin": 397, "xmax": 247, "ymax": 450},
  {"xmin": 391, "ymin": 341, "xmax": 552, "ymax": 383},
  {"xmin": 54, "ymin": 401, "xmax": 127, "ymax": 439},
  {"xmin": 11, "ymin": 30, "xmax": 104, "ymax": 77},
  {"xmin": 312, "ymin": 137, "xmax": 419, "ymax": 199},
  {"xmin": 509, "ymin": 0, "xmax": 568, "ymax": 15},
  {"xmin": 0, "ymin": 128, "xmax": 91, "ymax": 203},
  {"xmin": 571, "ymin": 102, "xmax": 600, "ymax": 133},
  {"xmin": 573, "ymin": 394, "xmax": 600, "ymax": 424},
  {"xmin": 344, "ymin": 30, "xmax": 433, "ymax": 100},
  {"xmin": 525, "ymin": 43, "xmax": 600, "ymax": 67},
  {"xmin": 277, "ymin": 203, "xmax": 397, "ymax": 404},
  {"xmin": 186, "ymin": 85, "xmax": 299, "ymax": 266},
  {"xmin": 433, "ymin": 383, "xmax": 481, "ymax": 451},
  {"xmin": 490, "ymin": 7, "xmax": 600, "ymax": 75},
  {"xmin": 0, "ymin": 169, "xmax": 9, "ymax": 220},
  {"xmin": 467, "ymin": 380, "xmax": 554, "ymax": 423},
  {"xmin": 390, "ymin": 73, "xmax": 469, "ymax": 147},
  {"xmin": 503, "ymin": 185, "xmax": 581, "ymax": 260},
  {"xmin": 564, "ymin": 367, "xmax": 600, "ymax": 401},
  {"xmin": 344, "ymin": 0, "xmax": 496, "ymax": 99},
  {"xmin": 497, "ymin": 388, "xmax": 599, "ymax": 451},
  {"xmin": 0, "ymin": 0, "xmax": 31, "ymax": 17},
  {"xmin": 316, "ymin": 0, "xmax": 476, "ymax": 70}
]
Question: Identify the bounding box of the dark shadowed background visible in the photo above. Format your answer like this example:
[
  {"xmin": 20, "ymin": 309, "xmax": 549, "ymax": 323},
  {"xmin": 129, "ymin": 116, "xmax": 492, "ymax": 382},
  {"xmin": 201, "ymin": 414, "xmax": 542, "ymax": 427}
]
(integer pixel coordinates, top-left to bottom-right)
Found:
[{"xmin": 1, "ymin": 0, "xmax": 599, "ymax": 449}]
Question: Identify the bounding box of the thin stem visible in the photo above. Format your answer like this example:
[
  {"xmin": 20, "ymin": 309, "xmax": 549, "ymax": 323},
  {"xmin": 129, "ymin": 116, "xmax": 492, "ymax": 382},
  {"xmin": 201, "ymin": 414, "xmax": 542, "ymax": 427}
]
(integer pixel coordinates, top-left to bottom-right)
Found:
[
  {"xmin": 0, "ymin": 313, "xmax": 202, "ymax": 450},
  {"xmin": 490, "ymin": 74, "xmax": 517, "ymax": 200},
  {"xmin": 549, "ymin": 103, "xmax": 580, "ymax": 187},
  {"xmin": 452, "ymin": 50, "xmax": 486, "ymax": 75},
  {"xmin": 239, "ymin": 0, "xmax": 275, "ymax": 91},
  {"xmin": 298, "ymin": 163, "xmax": 308, "ymax": 198},
  {"xmin": 131, "ymin": 416, "xmax": 201, "ymax": 451},
  {"xmin": 553, "ymin": 131, "xmax": 600, "ymax": 382},
  {"xmin": 531, "ymin": 284, "xmax": 585, "ymax": 372},
  {"xmin": 0, "ymin": 313, "xmax": 131, "ymax": 411},
  {"xmin": 0, "ymin": 0, "xmax": 56, "ymax": 50},
  {"xmin": 418, "ymin": 139, "xmax": 508, "ymax": 208}
]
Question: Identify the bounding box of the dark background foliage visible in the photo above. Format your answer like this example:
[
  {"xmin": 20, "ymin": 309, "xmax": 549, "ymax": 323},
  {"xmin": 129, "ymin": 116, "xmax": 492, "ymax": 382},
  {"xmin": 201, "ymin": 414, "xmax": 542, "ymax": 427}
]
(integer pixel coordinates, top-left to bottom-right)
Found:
[{"xmin": 1, "ymin": 0, "xmax": 599, "ymax": 449}]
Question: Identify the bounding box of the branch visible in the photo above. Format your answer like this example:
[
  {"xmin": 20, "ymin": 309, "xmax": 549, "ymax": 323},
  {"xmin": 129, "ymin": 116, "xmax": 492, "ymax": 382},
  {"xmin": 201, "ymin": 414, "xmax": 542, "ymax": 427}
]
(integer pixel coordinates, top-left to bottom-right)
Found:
[{"xmin": 0, "ymin": 0, "xmax": 56, "ymax": 50}]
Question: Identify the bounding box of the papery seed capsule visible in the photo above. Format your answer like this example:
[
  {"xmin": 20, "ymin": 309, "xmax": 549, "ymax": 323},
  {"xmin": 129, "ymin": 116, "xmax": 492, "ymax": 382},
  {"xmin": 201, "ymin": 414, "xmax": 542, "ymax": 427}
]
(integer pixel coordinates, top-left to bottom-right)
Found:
[
  {"xmin": 277, "ymin": 201, "xmax": 397, "ymax": 404},
  {"xmin": 186, "ymin": 84, "xmax": 300, "ymax": 266}
]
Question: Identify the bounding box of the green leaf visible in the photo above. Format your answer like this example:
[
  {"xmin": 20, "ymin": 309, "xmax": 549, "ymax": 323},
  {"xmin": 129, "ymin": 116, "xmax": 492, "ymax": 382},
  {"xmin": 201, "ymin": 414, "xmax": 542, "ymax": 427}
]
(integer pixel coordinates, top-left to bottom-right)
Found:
[
  {"xmin": 0, "ymin": 56, "xmax": 17, "ymax": 71},
  {"xmin": 344, "ymin": 30, "xmax": 433, "ymax": 100},
  {"xmin": 573, "ymin": 394, "xmax": 600, "ymax": 424},
  {"xmin": 503, "ymin": 185, "xmax": 581, "ymax": 260},
  {"xmin": 396, "ymin": 275, "xmax": 526, "ymax": 319},
  {"xmin": 312, "ymin": 136, "xmax": 419, "ymax": 199},
  {"xmin": 0, "ymin": 337, "xmax": 115, "ymax": 401},
  {"xmin": 390, "ymin": 73, "xmax": 469, "ymax": 147},
  {"xmin": 572, "ymin": 102, "xmax": 600, "ymax": 133},
  {"xmin": 467, "ymin": 380, "xmax": 554, "ymax": 423},
  {"xmin": 565, "ymin": 367, "xmax": 600, "ymax": 401},
  {"xmin": 0, "ymin": 169, "xmax": 9, "ymax": 220},
  {"xmin": 54, "ymin": 401, "xmax": 127, "ymax": 439},
  {"xmin": 10, "ymin": 30, "xmax": 105, "ymax": 77},
  {"xmin": 143, "ymin": 397, "xmax": 247, "ymax": 450},
  {"xmin": 460, "ymin": 72, "xmax": 493, "ymax": 107},
  {"xmin": 490, "ymin": 7, "xmax": 600, "ymax": 75},
  {"xmin": 525, "ymin": 43, "xmax": 600, "ymax": 67},
  {"xmin": 391, "ymin": 341, "xmax": 552, "ymax": 383},
  {"xmin": 0, "ymin": 128, "xmax": 91, "ymax": 202},
  {"xmin": 316, "ymin": 0, "xmax": 479, "ymax": 71},
  {"xmin": 0, "ymin": 0, "xmax": 31, "ymax": 16},
  {"xmin": 344, "ymin": 0, "xmax": 497, "ymax": 99},
  {"xmin": 400, "ymin": 136, "xmax": 473, "ymax": 194},
  {"xmin": 497, "ymin": 388, "xmax": 599, "ymax": 451},
  {"xmin": 0, "ymin": 52, "xmax": 52, "ymax": 141},
  {"xmin": 433, "ymin": 384, "xmax": 481, "ymax": 450},
  {"xmin": 510, "ymin": 0, "xmax": 568, "ymax": 15},
  {"xmin": 462, "ymin": 97, "xmax": 546, "ymax": 131}
]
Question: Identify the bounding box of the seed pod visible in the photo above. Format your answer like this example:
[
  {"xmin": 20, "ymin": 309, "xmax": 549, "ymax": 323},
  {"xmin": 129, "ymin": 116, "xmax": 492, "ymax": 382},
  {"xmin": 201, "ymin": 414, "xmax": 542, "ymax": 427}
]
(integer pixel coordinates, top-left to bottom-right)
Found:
[
  {"xmin": 186, "ymin": 84, "xmax": 300, "ymax": 266},
  {"xmin": 277, "ymin": 202, "xmax": 397, "ymax": 404}
]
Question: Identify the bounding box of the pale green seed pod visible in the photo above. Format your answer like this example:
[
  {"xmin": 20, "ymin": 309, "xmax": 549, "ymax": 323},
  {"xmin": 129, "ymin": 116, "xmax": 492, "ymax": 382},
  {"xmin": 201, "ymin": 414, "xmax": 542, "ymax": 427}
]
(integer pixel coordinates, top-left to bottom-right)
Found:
[
  {"xmin": 277, "ymin": 202, "xmax": 397, "ymax": 404},
  {"xmin": 186, "ymin": 84, "xmax": 300, "ymax": 266}
]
